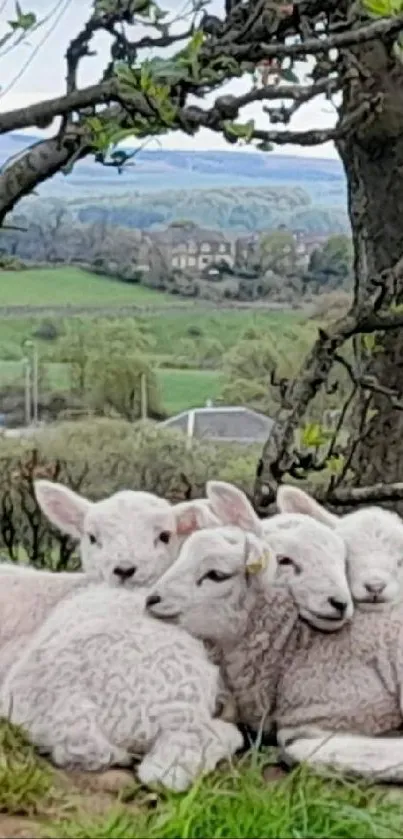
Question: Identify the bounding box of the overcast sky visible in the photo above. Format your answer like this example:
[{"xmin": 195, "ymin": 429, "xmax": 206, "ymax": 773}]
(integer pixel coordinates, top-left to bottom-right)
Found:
[{"xmin": 0, "ymin": 0, "xmax": 339, "ymax": 158}]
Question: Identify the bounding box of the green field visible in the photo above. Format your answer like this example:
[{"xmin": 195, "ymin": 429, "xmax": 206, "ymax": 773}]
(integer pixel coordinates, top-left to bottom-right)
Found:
[
  {"xmin": 156, "ymin": 369, "xmax": 222, "ymax": 414},
  {"xmin": 0, "ymin": 267, "xmax": 184, "ymax": 307},
  {"xmin": 0, "ymin": 267, "xmax": 313, "ymax": 416},
  {"xmin": 0, "ymin": 362, "xmax": 222, "ymax": 415}
]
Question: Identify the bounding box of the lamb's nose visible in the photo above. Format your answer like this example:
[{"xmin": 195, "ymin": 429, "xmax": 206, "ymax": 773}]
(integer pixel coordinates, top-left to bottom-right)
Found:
[
  {"xmin": 365, "ymin": 580, "xmax": 386, "ymax": 595},
  {"xmin": 113, "ymin": 566, "xmax": 136, "ymax": 580},
  {"xmin": 145, "ymin": 594, "xmax": 161, "ymax": 609},
  {"xmin": 328, "ymin": 596, "xmax": 347, "ymax": 616}
]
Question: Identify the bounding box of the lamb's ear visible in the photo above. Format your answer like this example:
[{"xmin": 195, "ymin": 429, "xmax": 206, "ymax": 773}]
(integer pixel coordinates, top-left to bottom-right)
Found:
[
  {"xmin": 244, "ymin": 534, "xmax": 276, "ymax": 582},
  {"xmin": 34, "ymin": 480, "xmax": 92, "ymax": 539},
  {"xmin": 174, "ymin": 499, "xmax": 220, "ymax": 536},
  {"xmin": 206, "ymin": 481, "xmax": 263, "ymax": 536},
  {"xmin": 276, "ymin": 485, "xmax": 337, "ymax": 528}
]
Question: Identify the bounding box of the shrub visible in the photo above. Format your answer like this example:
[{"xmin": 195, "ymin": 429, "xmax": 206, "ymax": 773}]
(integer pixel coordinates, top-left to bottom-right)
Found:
[
  {"xmin": 0, "ymin": 419, "xmax": 258, "ymax": 569},
  {"xmin": 33, "ymin": 320, "xmax": 60, "ymax": 341}
]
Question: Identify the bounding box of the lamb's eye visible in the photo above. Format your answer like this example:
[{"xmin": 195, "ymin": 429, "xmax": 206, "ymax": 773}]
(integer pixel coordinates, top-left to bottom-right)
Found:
[
  {"xmin": 88, "ymin": 533, "xmax": 97, "ymax": 545},
  {"xmin": 199, "ymin": 570, "xmax": 233, "ymax": 585},
  {"xmin": 278, "ymin": 556, "xmax": 301, "ymax": 574},
  {"xmin": 159, "ymin": 531, "xmax": 171, "ymax": 544}
]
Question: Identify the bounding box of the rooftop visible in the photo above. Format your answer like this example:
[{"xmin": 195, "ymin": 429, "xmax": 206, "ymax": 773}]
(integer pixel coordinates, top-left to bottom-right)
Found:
[{"xmin": 161, "ymin": 406, "xmax": 274, "ymax": 445}]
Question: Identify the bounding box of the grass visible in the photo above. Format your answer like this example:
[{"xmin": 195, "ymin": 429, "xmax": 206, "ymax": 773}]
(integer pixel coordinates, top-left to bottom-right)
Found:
[
  {"xmin": 156, "ymin": 369, "xmax": 222, "ymax": 414},
  {"xmin": 44, "ymin": 758, "xmax": 403, "ymax": 839},
  {"xmin": 0, "ymin": 267, "xmax": 315, "ymax": 417},
  {"xmin": 0, "ymin": 268, "xmax": 183, "ymax": 308},
  {"xmin": 0, "ymin": 718, "xmax": 53, "ymax": 816}
]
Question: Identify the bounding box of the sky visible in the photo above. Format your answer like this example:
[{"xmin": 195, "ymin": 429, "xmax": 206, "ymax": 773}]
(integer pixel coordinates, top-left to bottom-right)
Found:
[{"xmin": 0, "ymin": 0, "xmax": 339, "ymax": 159}]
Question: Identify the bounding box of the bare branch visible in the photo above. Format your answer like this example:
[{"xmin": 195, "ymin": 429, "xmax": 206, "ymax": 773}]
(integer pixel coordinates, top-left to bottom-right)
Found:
[
  {"xmin": 0, "ymin": 82, "xmax": 118, "ymax": 134},
  {"xmin": 222, "ymin": 13, "xmax": 403, "ymax": 62},
  {"xmin": 325, "ymin": 482, "xmax": 403, "ymax": 507}
]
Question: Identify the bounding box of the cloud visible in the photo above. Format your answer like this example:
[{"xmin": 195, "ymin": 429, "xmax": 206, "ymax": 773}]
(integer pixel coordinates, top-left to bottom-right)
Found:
[{"xmin": 0, "ymin": 0, "xmax": 338, "ymax": 159}]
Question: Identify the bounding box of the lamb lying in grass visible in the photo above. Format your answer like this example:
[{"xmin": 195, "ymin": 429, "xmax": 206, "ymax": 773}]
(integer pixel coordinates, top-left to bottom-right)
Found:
[
  {"xmin": 0, "ymin": 527, "xmax": 274, "ymax": 790},
  {"xmin": 0, "ymin": 480, "xmax": 219, "ymax": 683},
  {"xmin": 276, "ymin": 484, "xmax": 403, "ymax": 608},
  {"xmin": 148, "ymin": 506, "xmax": 403, "ymax": 781}
]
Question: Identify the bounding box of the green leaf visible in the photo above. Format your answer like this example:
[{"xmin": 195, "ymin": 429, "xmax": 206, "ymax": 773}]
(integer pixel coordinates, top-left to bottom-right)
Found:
[
  {"xmin": 223, "ymin": 119, "xmax": 255, "ymax": 142},
  {"xmin": 362, "ymin": 333, "xmax": 376, "ymax": 352},
  {"xmin": 327, "ymin": 455, "xmax": 345, "ymax": 476},
  {"xmin": 362, "ymin": 0, "xmax": 402, "ymax": 15},
  {"xmin": 301, "ymin": 422, "xmax": 328, "ymax": 448},
  {"xmin": 280, "ymin": 67, "xmax": 299, "ymax": 83},
  {"xmin": 256, "ymin": 140, "xmax": 273, "ymax": 152}
]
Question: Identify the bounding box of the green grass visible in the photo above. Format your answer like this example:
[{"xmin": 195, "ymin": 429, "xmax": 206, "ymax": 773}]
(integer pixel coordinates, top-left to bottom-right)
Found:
[
  {"xmin": 45, "ymin": 759, "xmax": 403, "ymax": 839},
  {"xmin": 142, "ymin": 309, "xmax": 308, "ymax": 356},
  {"xmin": 156, "ymin": 369, "xmax": 222, "ymax": 414},
  {"xmin": 0, "ymin": 718, "xmax": 53, "ymax": 815},
  {"xmin": 0, "ymin": 268, "xmax": 182, "ymax": 308}
]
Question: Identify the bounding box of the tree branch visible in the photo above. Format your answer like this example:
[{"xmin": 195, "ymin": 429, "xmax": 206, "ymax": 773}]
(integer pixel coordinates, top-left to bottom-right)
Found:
[
  {"xmin": 0, "ymin": 82, "xmax": 119, "ymax": 134},
  {"xmin": 324, "ymin": 482, "xmax": 403, "ymax": 507},
  {"xmin": 253, "ymin": 253, "xmax": 403, "ymax": 512},
  {"xmin": 222, "ymin": 13, "xmax": 403, "ymax": 62}
]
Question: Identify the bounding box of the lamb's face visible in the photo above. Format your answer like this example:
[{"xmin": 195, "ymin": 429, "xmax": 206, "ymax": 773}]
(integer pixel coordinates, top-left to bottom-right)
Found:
[
  {"xmin": 145, "ymin": 526, "xmax": 276, "ymax": 642},
  {"xmin": 146, "ymin": 518, "xmax": 353, "ymax": 638},
  {"xmin": 337, "ymin": 508, "xmax": 403, "ymax": 609},
  {"xmin": 34, "ymin": 481, "xmax": 220, "ymax": 589},
  {"xmin": 276, "ymin": 484, "xmax": 403, "ymax": 610},
  {"xmin": 203, "ymin": 481, "xmax": 353, "ymax": 631},
  {"xmin": 262, "ymin": 515, "xmax": 353, "ymax": 631},
  {"xmin": 80, "ymin": 492, "xmax": 181, "ymax": 586}
]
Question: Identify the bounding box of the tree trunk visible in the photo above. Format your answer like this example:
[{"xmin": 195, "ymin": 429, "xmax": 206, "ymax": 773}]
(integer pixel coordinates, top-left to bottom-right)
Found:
[{"xmin": 337, "ymin": 37, "xmax": 403, "ymax": 495}]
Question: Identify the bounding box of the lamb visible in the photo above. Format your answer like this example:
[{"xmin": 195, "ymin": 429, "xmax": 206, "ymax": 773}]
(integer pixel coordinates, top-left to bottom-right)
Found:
[
  {"xmin": 0, "ymin": 529, "xmax": 273, "ymax": 790},
  {"xmin": 0, "ymin": 480, "xmax": 219, "ymax": 683},
  {"xmin": 147, "ymin": 514, "xmax": 403, "ymax": 782},
  {"xmin": 276, "ymin": 484, "xmax": 403, "ymax": 608}
]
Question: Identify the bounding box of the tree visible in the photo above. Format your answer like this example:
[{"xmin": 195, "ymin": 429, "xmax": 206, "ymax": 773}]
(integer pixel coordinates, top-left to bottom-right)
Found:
[
  {"xmin": 88, "ymin": 354, "xmax": 164, "ymax": 420},
  {"xmin": 305, "ymin": 235, "xmax": 353, "ymax": 291},
  {"xmin": 3, "ymin": 0, "xmax": 403, "ymax": 513},
  {"xmin": 259, "ymin": 230, "xmax": 298, "ymax": 276}
]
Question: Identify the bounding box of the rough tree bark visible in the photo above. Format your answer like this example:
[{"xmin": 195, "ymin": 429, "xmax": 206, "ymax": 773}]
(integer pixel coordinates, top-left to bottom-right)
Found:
[{"xmin": 337, "ymin": 34, "xmax": 403, "ymax": 495}]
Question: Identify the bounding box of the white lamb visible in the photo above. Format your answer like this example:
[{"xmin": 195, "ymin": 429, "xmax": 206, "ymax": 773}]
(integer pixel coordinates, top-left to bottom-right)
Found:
[
  {"xmin": 0, "ymin": 480, "xmax": 219, "ymax": 683},
  {"xmin": 147, "ymin": 511, "xmax": 403, "ymax": 782},
  {"xmin": 0, "ymin": 529, "xmax": 273, "ymax": 789},
  {"xmin": 276, "ymin": 484, "xmax": 403, "ymax": 608}
]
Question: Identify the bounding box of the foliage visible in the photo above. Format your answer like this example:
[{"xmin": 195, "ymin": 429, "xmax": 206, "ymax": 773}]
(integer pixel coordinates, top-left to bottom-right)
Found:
[
  {"xmin": 304, "ymin": 235, "xmax": 353, "ymax": 292},
  {"xmin": 0, "ymin": 419, "xmax": 258, "ymax": 567},
  {"xmin": 88, "ymin": 354, "xmax": 164, "ymax": 420},
  {"xmin": 259, "ymin": 230, "xmax": 298, "ymax": 275},
  {"xmin": 56, "ymin": 318, "xmax": 154, "ymax": 395}
]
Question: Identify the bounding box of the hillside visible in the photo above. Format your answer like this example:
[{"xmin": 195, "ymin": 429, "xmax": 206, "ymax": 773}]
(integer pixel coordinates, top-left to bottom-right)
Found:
[
  {"xmin": 72, "ymin": 185, "xmax": 348, "ymax": 234},
  {"xmin": 0, "ymin": 133, "xmax": 346, "ymax": 205}
]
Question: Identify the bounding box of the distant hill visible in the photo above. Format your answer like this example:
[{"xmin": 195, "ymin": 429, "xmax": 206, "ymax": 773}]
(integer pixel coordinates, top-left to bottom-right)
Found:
[{"xmin": 0, "ymin": 132, "xmax": 346, "ymax": 205}]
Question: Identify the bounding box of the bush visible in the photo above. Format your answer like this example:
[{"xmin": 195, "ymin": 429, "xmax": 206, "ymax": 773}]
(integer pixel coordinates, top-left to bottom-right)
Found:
[
  {"xmin": 0, "ymin": 419, "xmax": 259, "ymax": 569},
  {"xmin": 33, "ymin": 319, "xmax": 60, "ymax": 341}
]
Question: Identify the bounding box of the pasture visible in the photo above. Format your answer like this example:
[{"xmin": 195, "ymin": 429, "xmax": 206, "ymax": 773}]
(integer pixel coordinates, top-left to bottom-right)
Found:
[{"xmin": 0, "ymin": 267, "xmax": 311, "ymax": 415}]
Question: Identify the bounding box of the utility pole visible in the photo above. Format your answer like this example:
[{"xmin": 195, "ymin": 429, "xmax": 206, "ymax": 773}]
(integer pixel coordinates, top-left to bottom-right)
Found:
[
  {"xmin": 23, "ymin": 356, "xmax": 31, "ymax": 426},
  {"xmin": 22, "ymin": 340, "xmax": 39, "ymax": 426}
]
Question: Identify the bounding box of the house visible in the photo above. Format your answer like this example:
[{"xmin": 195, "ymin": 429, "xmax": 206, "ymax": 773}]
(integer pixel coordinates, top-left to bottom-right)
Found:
[
  {"xmin": 149, "ymin": 222, "xmax": 236, "ymax": 274},
  {"xmin": 161, "ymin": 406, "xmax": 274, "ymax": 446}
]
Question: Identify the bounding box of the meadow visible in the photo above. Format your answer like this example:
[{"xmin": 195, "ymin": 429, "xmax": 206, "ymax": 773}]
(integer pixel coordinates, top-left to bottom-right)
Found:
[
  {"xmin": 0, "ymin": 267, "xmax": 182, "ymax": 308},
  {"xmin": 0, "ymin": 266, "xmax": 309, "ymax": 416}
]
